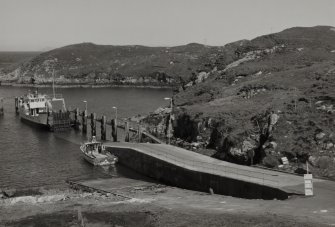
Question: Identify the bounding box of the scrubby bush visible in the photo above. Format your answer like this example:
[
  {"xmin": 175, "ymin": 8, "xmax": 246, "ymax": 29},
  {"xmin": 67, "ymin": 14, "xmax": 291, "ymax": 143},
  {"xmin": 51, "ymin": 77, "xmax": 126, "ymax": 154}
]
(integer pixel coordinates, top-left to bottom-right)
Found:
[{"xmin": 262, "ymin": 155, "xmax": 279, "ymax": 168}]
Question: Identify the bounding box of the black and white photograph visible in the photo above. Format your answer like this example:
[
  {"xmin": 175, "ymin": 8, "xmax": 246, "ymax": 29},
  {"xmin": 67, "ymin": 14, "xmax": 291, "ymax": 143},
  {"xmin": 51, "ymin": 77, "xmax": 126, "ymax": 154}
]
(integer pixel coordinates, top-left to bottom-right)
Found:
[{"xmin": 0, "ymin": 0, "xmax": 335, "ymax": 226}]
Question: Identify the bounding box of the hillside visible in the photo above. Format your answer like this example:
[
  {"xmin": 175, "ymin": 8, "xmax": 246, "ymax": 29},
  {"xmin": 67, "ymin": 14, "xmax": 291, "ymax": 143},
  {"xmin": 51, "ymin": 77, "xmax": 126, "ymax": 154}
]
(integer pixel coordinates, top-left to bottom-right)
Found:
[
  {"xmin": 0, "ymin": 43, "xmax": 222, "ymax": 86},
  {"xmin": 0, "ymin": 52, "xmax": 40, "ymax": 70},
  {"xmin": 1, "ymin": 25, "xmax": 335, "ymax": 178},
  {"xmin": 142, "ymin": 26, "xmax": 335, "ymax": 179}
]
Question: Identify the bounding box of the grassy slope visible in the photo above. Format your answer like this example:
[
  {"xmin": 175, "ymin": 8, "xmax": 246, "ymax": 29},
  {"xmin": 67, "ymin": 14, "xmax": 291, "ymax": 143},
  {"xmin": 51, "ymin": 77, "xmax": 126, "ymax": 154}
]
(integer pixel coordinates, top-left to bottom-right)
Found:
[
  {"xmin": 1, "ymin": 26, "xmax": 334, "ymax": 178},
  {"xmin": 172, "ymin": 26, "xmax": 335, "ymax": 178},
  {"xmin": 0, "ymin": 43, "xmax": 222, "ymax": 85},
  {"xmin": 0, "ymin": 52, "xmax": 40, "ymax": 70}
]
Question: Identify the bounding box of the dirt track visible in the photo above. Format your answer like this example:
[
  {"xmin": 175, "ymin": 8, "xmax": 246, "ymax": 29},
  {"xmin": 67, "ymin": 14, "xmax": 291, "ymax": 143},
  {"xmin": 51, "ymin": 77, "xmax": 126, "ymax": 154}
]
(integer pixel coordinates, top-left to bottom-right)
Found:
[{"xmin": 0, "ymin": 183, "xmax": 333, "ymax": 227}]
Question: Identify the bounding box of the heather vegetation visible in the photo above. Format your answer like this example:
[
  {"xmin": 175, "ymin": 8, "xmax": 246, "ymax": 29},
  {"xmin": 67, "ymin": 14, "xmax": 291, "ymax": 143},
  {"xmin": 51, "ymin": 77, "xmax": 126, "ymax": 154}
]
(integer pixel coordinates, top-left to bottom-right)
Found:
[
  {"xmin": 0, "ymin": 43, "xmax": 222, "ymax": 86},
  {"xmin": 143, "ymin": 26, "xmax": 335, "ymax": 179},
  {"xmin": 1, "ymin": 26, "xmax": 335, "ymax": 179}
]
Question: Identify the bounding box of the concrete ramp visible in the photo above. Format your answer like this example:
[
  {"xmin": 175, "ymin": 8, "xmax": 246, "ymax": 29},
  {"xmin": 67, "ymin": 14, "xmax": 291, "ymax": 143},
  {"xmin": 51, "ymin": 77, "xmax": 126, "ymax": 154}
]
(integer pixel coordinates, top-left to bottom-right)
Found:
[
  {"xmin": 67, "ymin": 177, "xmax": 157, "ymax": 199},
  {"xmin": 103, "ymin": 142, "xmax": 326, "ymax": 199}
]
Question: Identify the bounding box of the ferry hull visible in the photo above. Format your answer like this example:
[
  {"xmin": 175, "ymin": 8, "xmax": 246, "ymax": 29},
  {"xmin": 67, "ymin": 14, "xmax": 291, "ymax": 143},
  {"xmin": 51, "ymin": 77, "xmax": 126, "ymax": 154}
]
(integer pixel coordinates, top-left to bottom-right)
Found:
[
  {"xmin": 19, "ymin": 108, "xmax": 71, "ymax": 131},
  {"xmin": 19, "ymin": 110, "xmax": 50, "ymax": 130},
  {"xmin": 17, "ymin": 91, "xmax": 71, "ymax": 131}
]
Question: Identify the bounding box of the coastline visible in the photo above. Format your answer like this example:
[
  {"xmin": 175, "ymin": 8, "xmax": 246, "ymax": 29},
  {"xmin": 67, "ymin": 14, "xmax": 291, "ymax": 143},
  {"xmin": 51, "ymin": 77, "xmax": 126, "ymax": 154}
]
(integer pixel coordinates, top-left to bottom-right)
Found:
[{"xmin": 0, "ymin": 82, "xmax": 174, "ymax": 89}]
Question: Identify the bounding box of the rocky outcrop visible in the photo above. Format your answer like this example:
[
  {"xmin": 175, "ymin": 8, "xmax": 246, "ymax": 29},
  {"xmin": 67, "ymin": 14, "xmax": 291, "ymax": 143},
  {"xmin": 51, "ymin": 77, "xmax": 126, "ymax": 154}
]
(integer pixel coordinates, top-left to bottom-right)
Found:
[{"xmin": 163, "ymin": 26, "xmax": 335, "ymax": 179}]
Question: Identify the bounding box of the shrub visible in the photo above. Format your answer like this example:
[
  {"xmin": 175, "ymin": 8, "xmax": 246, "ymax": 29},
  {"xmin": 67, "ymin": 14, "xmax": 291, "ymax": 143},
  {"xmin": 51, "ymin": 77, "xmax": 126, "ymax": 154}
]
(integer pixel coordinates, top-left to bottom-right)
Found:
[{"xmin": 262, "ymin": 155, "xmax": 280, "ymax": 168}]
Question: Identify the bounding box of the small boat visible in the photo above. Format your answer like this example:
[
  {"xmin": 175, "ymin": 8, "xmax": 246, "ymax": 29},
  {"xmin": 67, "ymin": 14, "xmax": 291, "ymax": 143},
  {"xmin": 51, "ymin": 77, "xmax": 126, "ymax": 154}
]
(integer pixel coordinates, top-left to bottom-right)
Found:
[{"xmin": 80, "ymin": 137, "xmax": 118, "ymax": 166}]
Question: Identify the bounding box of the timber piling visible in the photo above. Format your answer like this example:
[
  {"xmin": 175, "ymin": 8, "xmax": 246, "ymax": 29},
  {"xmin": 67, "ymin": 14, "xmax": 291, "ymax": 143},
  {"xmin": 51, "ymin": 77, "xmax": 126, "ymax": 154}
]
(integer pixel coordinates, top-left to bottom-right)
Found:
[
  {"xmin": 82, "ymin": 110, "xmax": 87, "ymax": 133},
  {"xmin": 125, "ymin": 121, "xmax": 130, "ymax": 142},
  {"xmin": 0, "ymin": 98, "xmax": 3, "ymax": 115},
  {"xmin": 111, "ymin": 118, "xmax": 117, "ymax": 142},
  {"xmin": 14, "ymin": 97, "xmax": 19, "ymax": 114},
  {"xmin": 74, "ymin": 108, "xmax": 80, "ymax": 129},
  {"xmin": 90, "ymin": 112, "xmax": 96, "ymax": 137},
  {"xmin": 101, "ymin": 115, "xmax": 107, "ymax": 140}
]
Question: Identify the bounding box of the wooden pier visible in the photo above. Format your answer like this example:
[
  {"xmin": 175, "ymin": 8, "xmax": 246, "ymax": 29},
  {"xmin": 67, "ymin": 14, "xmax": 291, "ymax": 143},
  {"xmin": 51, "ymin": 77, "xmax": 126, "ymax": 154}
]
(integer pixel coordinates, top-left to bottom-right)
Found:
[{"xmin": 68, "ymin": 107, "xmax": 163, "ymax": 144}]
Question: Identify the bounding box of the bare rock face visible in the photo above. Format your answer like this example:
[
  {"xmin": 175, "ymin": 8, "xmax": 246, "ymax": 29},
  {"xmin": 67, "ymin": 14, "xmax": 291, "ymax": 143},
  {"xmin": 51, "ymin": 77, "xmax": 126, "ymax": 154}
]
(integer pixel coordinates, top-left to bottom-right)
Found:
[
  {"xmin": 242, "ymin": 140, "xmax": 257, "ymax": 153},
  {"xmin": 315, "ymin": 132, "xmax": 326, "ymax": 141},
  {"xmin": 229, "ymin": 147, "xmax": 243, "ymax": 158},
  {"xmin": 326, "ymin": 142, "xmax": 334, "ymax": 150},
  {"xmin": 308, "ymin": 155, "xmax": 318, "ymax": 167}
]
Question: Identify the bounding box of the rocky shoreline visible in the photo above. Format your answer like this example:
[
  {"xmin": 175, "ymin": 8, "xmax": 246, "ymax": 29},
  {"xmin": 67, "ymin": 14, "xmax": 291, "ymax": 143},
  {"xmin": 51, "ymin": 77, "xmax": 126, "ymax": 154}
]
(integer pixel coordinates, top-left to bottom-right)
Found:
[
  {"xmin": 139, "ymin": 104, "xmax": 335, "ymax": 181},
  {"xmin": 0, "ymin": 82, "xmax": 174, "ymax": 89}
]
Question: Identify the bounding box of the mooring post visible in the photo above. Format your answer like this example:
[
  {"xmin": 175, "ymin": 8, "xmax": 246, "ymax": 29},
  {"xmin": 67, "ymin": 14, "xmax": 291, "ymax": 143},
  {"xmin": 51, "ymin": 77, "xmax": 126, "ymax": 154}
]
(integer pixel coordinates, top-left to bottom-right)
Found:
[
  {"xmin": 138, "ymin": 123, "xmax": 142, "ymax": 143},
  {"xmin": 82, "ymin": 110, "xmax": 87, "ymax": 134},
  {"xmin": 0, "ymin": 98, "xmax": 3, "ymax": 116},
  {"xmin": 125, "ymin": 121, "xmax": 130, "ymax": 142},
  {"xmin": 101, "ymin": 115, "xmax": 106, "ymax": 140},
  {"xmin": 111, "ymin": 118, "xmax": 117, "ymax": 142},
  {"xmin": 14, "ymin": 97, "xmax": 19, "ymax": 114},
  {"xmin": 74, "ymin": 108, "xmax": 79, "ymax": 130},
  {"xmin": 91, "ymin": 112, "xmax": 96, "ymax": 137}
]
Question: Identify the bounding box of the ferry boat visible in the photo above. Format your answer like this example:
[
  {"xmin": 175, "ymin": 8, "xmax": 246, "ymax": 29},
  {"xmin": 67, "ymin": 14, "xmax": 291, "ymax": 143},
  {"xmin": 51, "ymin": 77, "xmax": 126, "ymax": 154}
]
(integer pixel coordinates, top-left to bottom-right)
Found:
[
  {"xmin": 80, "ymin": 137, "xmax": 118, "ymax": 166},
  {"xmin": 18, "ymin": 90, "xmax": 71, "ymax": 131}
]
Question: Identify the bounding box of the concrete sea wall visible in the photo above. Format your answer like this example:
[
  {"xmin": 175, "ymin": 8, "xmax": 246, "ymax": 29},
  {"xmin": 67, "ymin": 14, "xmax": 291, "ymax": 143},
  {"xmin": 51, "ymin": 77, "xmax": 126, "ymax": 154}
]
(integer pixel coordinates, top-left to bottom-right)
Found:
[{"xmin": 107, "ymin": 147, "xmax": 290, "ymax": 200}]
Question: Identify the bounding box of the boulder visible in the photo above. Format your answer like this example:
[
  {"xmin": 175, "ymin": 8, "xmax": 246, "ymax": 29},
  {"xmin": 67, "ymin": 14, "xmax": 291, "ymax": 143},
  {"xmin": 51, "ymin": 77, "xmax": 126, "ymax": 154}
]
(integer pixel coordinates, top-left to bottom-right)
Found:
[
  {"xmin": 315, "ymin": 132, "xmax": 326, "ymax": 141},
  {"xmin": 308, "ymin": 155, "xmax": 318, "ymax": 167},
  {"xmin": 229, "ymin": 147, "xmax": 243, "ymax": 156},
  {"xmin": 269, "ymin": 141, "xmax": 278, "ymax": 150},
  {"xmin": 269, "ymin": 113, "xmax": 279, "ymax": 126},
  {"xmin": 326, "ymin": 142, "xmax": 334, "ymax": 150},
  {"xmin": 191, "ymin": 142, "xmax": 200, "ymax": 148},
  {"xmin": 263, "ymin": 141, "xmax": 278, "ymax": 150},
  {"xmin": 3, "ymin": 189, "xmax": 16, "ymax": 198},
  {"xmin": 242, "ymin": 140, "xmax": 256, "ymax": 152}
]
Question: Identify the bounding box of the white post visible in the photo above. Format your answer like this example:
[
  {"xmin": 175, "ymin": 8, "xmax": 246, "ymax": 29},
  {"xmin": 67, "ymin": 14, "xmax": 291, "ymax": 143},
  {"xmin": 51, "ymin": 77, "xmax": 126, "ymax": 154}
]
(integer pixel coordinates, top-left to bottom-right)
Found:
[
  {"xmin": 83, "ymin": 100, "xmax": 87, "ymax": 112},
  {"xmin": 304, "ymin": 161, "xmax": 313, "ymax": 196}
]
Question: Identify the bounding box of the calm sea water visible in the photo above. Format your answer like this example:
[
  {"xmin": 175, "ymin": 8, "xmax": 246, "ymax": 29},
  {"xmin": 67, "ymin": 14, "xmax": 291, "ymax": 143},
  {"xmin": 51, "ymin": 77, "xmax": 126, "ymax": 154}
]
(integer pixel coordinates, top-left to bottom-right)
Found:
[{"xmin": 0, "ymin": 86, "xmax": 172, "ymax": 189}]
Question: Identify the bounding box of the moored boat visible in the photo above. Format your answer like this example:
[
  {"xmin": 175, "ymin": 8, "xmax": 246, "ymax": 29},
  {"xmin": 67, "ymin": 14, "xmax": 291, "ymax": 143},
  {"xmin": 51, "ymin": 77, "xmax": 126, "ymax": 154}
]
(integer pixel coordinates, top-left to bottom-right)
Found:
[
  {"xmin": 18, "ymin": 90, "xmax": 71, "ymax": 131},
  {"xmin": 80, "ymin": 137, "xmax": 118, "ymax": 166}
]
